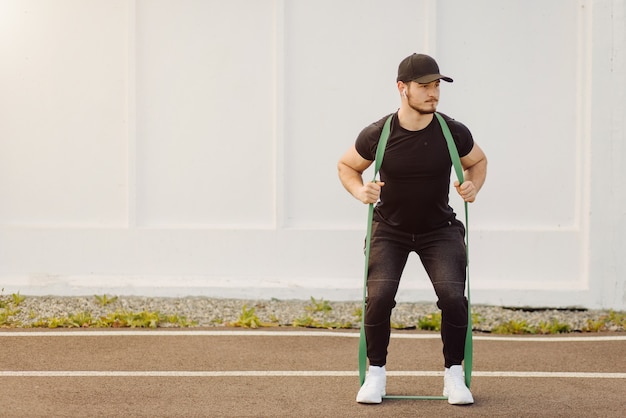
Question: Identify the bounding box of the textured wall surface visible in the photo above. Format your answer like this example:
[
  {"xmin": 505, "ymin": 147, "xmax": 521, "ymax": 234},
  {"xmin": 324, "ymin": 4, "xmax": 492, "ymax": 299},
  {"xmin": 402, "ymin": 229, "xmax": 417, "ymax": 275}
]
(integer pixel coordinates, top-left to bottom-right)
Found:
[{"xmin": 1, "ymin": 0, "xmax": 624, "ymax": 309}]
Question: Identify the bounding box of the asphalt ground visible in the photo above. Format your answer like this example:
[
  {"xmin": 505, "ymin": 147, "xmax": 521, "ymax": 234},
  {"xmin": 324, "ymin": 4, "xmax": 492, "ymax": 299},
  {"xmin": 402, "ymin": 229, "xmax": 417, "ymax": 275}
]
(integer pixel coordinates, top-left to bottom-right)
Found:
[{"xmin": 0, "ymin": 329, "xmax": 625, "ymax": 417}]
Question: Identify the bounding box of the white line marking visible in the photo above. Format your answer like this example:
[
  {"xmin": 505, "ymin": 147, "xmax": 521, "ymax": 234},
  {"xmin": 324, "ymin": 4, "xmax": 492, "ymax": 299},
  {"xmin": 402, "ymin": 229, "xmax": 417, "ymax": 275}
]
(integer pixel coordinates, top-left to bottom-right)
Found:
[
  {"xmin": 0, "ymin": 331, "xmax": 357, "ymax": 338},
  {"xmin": 0, "ymin": 330, "xmax": 624, "ymax": 342},
  {"xmin": 472, "ymin": 371, "xmax": 626, "ymax": 379},
  {"xmin": 0, "ymin": 371, "xmax": 624, "ymax": 378},
  {"xmin": 468, "ymin": 335, "xmax": 626, "ymax": 342}
]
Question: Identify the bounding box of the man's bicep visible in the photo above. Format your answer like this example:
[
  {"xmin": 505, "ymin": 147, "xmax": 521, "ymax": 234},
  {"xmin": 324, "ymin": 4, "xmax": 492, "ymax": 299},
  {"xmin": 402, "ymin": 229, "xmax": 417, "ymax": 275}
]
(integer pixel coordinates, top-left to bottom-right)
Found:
[
  {"xmin": 338, "ymin": 145, "xmax": 373, "ymax": 174},
  {"xmin": 460, "ymin": 143, "xmax": 487, "ymax": 170}
]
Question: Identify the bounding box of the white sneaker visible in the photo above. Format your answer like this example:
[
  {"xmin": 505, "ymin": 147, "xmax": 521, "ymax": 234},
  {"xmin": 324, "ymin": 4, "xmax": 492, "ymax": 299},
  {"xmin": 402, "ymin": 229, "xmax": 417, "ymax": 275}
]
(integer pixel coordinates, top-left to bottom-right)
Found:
[
  {"xmin": 356, "ymin": 366, "xmax": 386, "ymax": 404},
  {"xmin": 443, "ymin": 365, "xmax": 474, "ymax": 405}
]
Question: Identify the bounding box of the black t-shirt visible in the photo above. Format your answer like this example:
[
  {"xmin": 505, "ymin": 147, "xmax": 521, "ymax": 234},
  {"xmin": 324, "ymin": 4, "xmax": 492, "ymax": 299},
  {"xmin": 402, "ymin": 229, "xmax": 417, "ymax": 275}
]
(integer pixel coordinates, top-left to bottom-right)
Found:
[{"xmin": 355, "ymin": 112, "xmax": 474, "ymax": 233}]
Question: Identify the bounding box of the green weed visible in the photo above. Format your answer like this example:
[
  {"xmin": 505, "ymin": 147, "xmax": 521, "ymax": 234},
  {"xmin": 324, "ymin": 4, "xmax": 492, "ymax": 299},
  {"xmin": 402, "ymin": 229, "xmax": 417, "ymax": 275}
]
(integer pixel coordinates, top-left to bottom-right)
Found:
[
  {"xmin": 292, "ymin": 315, "xmax": 352, "ymax": 329},
  {"xmin": 116, "ymin": 310, "xmax": 160, "ymax": 328},
  {"xmin": 0, "ymin": 289, "xmax": 23, "ymax": 327},
  {"xmin": 162, "ymin": 314, "xmax": 197, "ymax": 327},
  {"xmin": 94, "ymin": 294, "xmax": 118, "ymax": 307},
  {"xmin": 492, "ymin": 319, "xmax": 535, "ymax": 335},
  {"xmin": 391, "ymin": 321, "xmax": 415, "ymax": 330},
  {"xmin": 292, "ymin": 298, "xmax": 355, "ymax": 329},
  {"xmin": 582, "ymin": 310, "xmax": 626, "ymax": 332},
  {"xmin": 268, "ymin": 314, "xmax": 280, "ymax": 324},
  {"xmin": 537, "ymin": 319, "xmax": 571, "ymax": 334},
  {"xmin": 471, "ymin": 312, "xmax": 484, "ymax": 326},
  {"xmin": 417, "ymin": 312, "xmax": 442, "ymax": 331},
  {"xmin": 305, "ymin": 297, "xmax": 332, "ymax": 314},
  {"xmin": 68, "ymin": 311, "xmax": 96, "ymax": 328},
  {"xmin": 353, "ymin": 307, "xmax": 363, "ymax": 322},
  {"xmin": 582, "ymin": 318, "xmax": 605, "ymax": 332},
  {"xmin": 229, "ymin": 304, "xmax": 263, "ymax": 328},
  {"xmin": 292, "ymin": 315, "xmax": 320, "ymax": 328},
  {"xmin": 32, "ymin": 317, "xmax": 66, "ymax": 329},
  {"xmin": 11, "ymin": 292, "xmax": 26, "ymax": 307},
  {"xmin": 607, "ymin": 310, "xmax": 626, "ymax": 328},
  {"xmin": 31, "ymin": 309, "xmax": 196, "ymax": 329}
]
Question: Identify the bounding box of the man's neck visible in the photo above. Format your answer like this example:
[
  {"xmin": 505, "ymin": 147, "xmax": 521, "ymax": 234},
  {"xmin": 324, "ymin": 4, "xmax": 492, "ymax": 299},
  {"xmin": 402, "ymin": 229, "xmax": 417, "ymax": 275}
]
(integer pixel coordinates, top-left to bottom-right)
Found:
[{"xmin": 397, "ymin": 106, "xmax": 434, "ymax": 131}]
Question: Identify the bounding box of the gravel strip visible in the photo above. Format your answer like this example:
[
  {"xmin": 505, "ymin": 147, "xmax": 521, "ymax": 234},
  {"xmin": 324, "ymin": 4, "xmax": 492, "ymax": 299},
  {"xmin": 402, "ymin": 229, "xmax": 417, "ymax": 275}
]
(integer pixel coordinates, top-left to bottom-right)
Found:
[{"xmin": 2, "ymin": 296, "xmax": 625, "ymax": 332}]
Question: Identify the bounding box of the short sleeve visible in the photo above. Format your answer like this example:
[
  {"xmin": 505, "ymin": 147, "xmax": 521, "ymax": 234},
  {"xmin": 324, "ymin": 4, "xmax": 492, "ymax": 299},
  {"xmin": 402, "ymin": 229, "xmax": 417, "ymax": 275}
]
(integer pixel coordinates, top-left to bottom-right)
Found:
[{"xmin": 354, "ymin": 114, "xmax": 394, "ymax": 161}]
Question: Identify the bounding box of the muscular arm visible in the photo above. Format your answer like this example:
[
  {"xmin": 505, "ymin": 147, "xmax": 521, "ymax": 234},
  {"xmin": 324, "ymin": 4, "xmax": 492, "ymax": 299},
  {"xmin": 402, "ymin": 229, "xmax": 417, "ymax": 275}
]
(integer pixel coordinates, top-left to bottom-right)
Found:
[
  {"xmin": 337, "ymin": 145, "xmax": 384, "ymax": 204},
  {"xmin": 454, "ymin": 143, "xmax": 487, "ymax": 202}
]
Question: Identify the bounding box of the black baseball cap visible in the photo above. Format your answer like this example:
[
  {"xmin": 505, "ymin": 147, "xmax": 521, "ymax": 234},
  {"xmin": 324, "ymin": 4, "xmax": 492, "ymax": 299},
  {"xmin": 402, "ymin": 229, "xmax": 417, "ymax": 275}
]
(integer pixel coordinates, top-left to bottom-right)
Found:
[{"xmin": 396, "ymin": 53, "xmax": 453, "ymax": 83}]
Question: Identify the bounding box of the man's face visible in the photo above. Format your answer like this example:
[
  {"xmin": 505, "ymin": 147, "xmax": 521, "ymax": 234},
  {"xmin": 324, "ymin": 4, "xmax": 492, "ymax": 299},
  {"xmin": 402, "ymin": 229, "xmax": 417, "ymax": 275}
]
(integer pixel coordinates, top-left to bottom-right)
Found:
[{"xmin": 406, "ymin": 80, "xmax": 440, "ymax": 114}]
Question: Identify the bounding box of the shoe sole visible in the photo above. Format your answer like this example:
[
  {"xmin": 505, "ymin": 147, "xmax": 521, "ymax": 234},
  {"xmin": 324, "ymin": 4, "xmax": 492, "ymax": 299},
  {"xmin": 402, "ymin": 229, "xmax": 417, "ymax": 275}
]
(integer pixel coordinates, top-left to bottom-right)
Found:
[
  {"xmin": 448, "ymin": 399, "xmax": 474, "ymax": 405},
  {"xmin": 356, "ymin": 390, "xmax": 385, "ymax": 404},
  {"xmin": 443, "ymin": 389, "xmax": 474, "ymax": 405},
  {"xmin": 356, "ymin": 398, "xmax": 382, "ymax": 404}
]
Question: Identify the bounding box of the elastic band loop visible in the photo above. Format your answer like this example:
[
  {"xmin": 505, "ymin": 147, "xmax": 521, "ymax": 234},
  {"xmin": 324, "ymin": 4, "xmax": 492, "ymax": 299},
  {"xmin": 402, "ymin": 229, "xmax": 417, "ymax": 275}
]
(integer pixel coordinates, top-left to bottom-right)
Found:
[{"xmin": 359, "ymin": 112, "xmax": 473, "ymax": 395}]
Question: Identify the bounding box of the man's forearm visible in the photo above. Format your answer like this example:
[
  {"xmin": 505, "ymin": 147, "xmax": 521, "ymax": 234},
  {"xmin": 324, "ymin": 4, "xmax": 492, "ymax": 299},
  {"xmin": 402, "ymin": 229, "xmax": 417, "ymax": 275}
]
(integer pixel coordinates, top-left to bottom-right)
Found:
[
  {"xmin": 464, "ymin": 159, "xmax": 487, "ymax": 193},
  {"xmin": 338, "ymin": 162, "xmax": 365, "ymax": 200}
]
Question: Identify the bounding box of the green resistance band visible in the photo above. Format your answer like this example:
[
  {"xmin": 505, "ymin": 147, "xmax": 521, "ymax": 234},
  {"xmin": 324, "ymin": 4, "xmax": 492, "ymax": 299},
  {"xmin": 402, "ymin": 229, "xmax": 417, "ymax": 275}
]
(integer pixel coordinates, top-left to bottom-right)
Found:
[{"xmin": 358, "ymin": 113, "xmax": 473, "ymax": 400}]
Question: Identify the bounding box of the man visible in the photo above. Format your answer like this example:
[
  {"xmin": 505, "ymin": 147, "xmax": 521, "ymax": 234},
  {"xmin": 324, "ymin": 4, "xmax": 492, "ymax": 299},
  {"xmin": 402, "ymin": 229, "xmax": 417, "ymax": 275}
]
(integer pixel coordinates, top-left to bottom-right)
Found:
[{"xmin": 337, "ymin": 53, "xmax": 487, "ymax": 405}]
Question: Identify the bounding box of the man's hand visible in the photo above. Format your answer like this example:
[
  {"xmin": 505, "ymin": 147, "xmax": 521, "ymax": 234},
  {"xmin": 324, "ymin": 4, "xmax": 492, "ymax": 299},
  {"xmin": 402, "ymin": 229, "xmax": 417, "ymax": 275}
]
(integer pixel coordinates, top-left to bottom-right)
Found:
[
  {"xmin": 457, "ymin": 143, "xmax": 487, "ymax": 203},
  {"xmin": 454, "ymin": 180, "xmax": 477, "ymax": 203},
  {"xmin": 357, "ymin": 181, "xmax": 385, "ymax": 204}
]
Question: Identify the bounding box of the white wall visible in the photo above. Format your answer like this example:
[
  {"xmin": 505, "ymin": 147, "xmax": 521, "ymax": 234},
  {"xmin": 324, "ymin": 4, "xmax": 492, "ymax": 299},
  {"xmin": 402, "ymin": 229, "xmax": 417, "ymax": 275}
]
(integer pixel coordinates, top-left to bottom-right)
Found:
[{"xmin": 1, "ymin": 0, "xmax": 624, "ymax": 309}]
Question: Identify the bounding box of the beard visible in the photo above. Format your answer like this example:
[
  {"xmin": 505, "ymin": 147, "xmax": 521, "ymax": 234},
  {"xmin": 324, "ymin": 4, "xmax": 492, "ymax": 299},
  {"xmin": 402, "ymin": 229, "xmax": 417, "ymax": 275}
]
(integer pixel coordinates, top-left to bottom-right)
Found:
[{"xmin": 409, "ymin": 100, "xmax": 438, "ymax": 115}]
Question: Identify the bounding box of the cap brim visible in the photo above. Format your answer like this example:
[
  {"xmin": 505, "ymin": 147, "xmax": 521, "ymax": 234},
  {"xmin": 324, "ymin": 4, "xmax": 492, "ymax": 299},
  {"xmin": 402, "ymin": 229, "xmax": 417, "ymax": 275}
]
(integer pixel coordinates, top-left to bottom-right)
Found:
[{"xmin": 413, "ymin": 74, "xmax": 453, "ymax": 83}]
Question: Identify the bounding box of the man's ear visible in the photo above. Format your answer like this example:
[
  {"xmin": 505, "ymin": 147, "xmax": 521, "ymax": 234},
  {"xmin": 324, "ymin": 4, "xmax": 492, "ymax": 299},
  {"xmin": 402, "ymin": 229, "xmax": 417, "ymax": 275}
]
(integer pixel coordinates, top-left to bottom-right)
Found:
[{"xmin": 397, "ymin": 81, "xmax": 408, "ymax": 98}]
